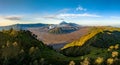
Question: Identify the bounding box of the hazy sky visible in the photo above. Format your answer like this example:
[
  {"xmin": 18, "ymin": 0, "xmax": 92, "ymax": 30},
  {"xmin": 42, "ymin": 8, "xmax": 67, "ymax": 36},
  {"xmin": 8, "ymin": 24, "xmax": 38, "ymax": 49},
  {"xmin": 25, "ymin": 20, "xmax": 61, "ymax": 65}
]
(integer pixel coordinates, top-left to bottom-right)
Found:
[{"xmin": 0, "ymin": 0, "xmax": 120, "ymax": 26}]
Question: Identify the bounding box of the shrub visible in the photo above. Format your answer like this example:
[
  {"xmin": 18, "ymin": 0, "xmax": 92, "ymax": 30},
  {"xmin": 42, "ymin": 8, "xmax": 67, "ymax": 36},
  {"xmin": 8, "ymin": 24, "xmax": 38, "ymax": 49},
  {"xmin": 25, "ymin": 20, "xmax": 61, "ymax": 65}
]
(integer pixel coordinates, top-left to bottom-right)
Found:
[
  {"xmin": 95, "ymin": 57, "xmax": 104, "ymax": 65},
  {"xmin": 80, "ymin": 57, "xmax": 90, "ymax": 65},
  {"xmin": 69, "ymin": 60, "xmax": 75, "ymax": 65},
  {"xmin": 107, "ymin": 58, "xmax": 114, "ymax": 65}
]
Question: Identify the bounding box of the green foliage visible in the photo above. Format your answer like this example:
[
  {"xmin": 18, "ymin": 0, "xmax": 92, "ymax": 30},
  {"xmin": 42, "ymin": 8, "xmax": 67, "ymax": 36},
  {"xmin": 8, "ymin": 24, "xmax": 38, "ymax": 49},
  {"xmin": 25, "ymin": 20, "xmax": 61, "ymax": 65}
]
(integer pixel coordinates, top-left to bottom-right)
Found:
[
  {"xmin": 89, "ymin": 31, "xmax": 120, "ymax": 48},
  {"xmin": 0, "ymin": 29, "xmax": 45, "ymax": 65},
  {"xmin": 80, "ymin": 57, "xmax": 90, "ymax": 65},
  {"xmin": 1, "ymin": 27, "xmax": 120, "ymax": 65},
  {"xmin": 60, "ymin": 27, "xmax": 120, "ymax": 65},
  {"xmin": 62, "ymin": 26, "xmax": 120, "ymax": 50},
  {"xmin": 0, "ymin": 29, "xmax": 72, "ymax": 65},
  {"xmin": 61, "ymin": 45, "xmax": 91, "ymax": 57}
]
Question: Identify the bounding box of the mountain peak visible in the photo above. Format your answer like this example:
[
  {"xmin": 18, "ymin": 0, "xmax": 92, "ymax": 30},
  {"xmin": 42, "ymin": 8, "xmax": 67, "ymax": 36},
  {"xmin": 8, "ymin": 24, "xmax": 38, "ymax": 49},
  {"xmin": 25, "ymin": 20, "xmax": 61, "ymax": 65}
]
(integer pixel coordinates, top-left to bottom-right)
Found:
[{"xmin": 59, "ymin": 21, "xmax": 68, "ymax": 25}]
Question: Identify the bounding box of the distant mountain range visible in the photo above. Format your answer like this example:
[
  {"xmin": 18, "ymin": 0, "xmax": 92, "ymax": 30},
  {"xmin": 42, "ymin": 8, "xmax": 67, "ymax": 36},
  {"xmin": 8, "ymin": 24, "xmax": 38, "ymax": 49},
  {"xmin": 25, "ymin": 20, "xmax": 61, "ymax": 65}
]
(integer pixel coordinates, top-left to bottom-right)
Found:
[
  {"xmin": 0, "ymin": 21, "xmax": 80, "ymax": 31},
  {"xmin": 0, "ymin": 23, "xmax": 48, "ymax": 30},
  {"xmin": 48, "ymin": 21, "xmax": 80, "ymax": 34}
]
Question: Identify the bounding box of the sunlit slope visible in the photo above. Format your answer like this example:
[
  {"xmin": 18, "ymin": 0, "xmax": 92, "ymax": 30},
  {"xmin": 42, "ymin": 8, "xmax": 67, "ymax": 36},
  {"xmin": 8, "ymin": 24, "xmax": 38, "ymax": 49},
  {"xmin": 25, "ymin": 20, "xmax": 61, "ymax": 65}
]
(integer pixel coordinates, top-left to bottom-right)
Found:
[{"xmin": 61, "ymin": 26, "xmax": 120, "ymax": 50}]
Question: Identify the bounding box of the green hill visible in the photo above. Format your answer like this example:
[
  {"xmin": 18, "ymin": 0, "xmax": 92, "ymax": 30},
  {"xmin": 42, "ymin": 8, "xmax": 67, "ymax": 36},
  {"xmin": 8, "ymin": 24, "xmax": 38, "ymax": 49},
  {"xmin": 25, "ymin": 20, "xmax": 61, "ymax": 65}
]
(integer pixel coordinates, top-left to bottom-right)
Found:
[
  {"xmin": 61, "ymin": 26, "xmax": 120, "ymax": 57},
  {"xmin": 1, "ymin": 27, "xmax": 120, "ymax": 65},
  {"xmin": 0, "ymin": 29, "xmax": 45, "ymax": 65},
  {"xmin": 0, "ymin": 29, "xmax": 70, "ymax": 65},
  {"xmin": 61, "ymin": 26, "xmax": 120, "ymax": 50}
]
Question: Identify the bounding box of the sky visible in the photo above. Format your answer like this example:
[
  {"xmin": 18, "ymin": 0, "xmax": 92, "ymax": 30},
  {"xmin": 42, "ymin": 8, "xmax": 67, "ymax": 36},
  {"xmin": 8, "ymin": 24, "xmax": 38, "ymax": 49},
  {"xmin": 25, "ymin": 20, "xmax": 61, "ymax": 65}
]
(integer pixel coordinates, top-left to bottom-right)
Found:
[{"xmin": 0, "ymin": 0, "xmax": 120, "ymax": 26}]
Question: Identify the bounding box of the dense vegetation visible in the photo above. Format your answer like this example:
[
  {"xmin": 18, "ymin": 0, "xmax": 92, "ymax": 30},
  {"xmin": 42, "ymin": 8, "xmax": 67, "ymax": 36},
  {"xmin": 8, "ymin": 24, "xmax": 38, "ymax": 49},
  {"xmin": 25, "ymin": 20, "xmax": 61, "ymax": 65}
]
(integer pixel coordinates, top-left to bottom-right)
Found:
[
  {"xmin": 62, "ymin": 26, "xmax": 120, "ymax": 49},
  {"xmin": 60, "ymin": 26, "xmax": 120, "ymax": 65},
  {"xmin": 0, "ymin": 29, "xmax": 69, "ymax": 65},
  {"xmin": 0, "ymin": 29, "xmax": 45, "ymax": 65},
  {"xmin": 61, "ymin": 30, "xmax": 120, "ymax": 56},
  {"xmin": 1, "ymin": 27, "xmax": 120, "ymax": 65}
]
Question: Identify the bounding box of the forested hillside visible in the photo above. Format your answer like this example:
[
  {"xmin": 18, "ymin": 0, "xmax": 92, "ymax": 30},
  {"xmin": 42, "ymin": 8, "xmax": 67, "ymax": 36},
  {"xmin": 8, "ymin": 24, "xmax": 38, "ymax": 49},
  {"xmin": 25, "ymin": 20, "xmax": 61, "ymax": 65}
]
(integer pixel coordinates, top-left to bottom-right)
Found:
[
  {"xmin": 62, "ymin": 26, "xmax": 120, "ymax": 50},
  {"xmin": 1, "ymin": 27, "xmax": 120, "ymax": 65},
  {"xmin": 0, "ymin": 29, "xmax": 45, "ymax": 65},
  {"xmin": 0, "ymin": 29, "xmax": 69, "ymax": 65},
  {"xmin": 61, "ymin": 26, "xmax": 120, "ymax": 65}
]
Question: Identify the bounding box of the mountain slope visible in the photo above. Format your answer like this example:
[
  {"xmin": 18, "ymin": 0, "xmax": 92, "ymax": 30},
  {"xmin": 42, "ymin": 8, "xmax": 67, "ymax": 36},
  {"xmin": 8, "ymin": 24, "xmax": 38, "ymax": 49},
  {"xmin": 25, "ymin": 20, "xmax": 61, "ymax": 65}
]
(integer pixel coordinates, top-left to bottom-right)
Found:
[
  {"xmin": 1, "ymin": 27, "xmax": 120, "ymax": 65},
  {"xmin": 61, "ymin": 26, "xmax": 120, "ymax": 50},
  {"xmin": 0, "ymin": 29, "xmax": 46, "ymax": 65},
  {"xmin": 0, "ymin": 29, "xmax": 80, "ymax": 65},
  {"xmin": 60, "ymin": 26, "xmax": 120, "ymax": 57},
  {"xmin": 59, "ymin": 21, "xmax": 68, "ymax": 25},
  {"xmin": 49, "ymin": 26, "xmax": 79, "ymax": 34}
]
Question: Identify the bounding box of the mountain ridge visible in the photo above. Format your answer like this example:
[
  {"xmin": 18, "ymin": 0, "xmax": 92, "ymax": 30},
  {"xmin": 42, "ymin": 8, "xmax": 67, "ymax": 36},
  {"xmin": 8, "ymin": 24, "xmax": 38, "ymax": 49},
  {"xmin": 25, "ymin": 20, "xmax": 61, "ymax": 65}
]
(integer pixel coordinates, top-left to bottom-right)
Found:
[
  {"xmin": 0, "ymin": 23, "xmax": 48, "ymax": 30},
  {"xmin": 61, "ymin": 26, "xmax": 120, "ymax": 50}
]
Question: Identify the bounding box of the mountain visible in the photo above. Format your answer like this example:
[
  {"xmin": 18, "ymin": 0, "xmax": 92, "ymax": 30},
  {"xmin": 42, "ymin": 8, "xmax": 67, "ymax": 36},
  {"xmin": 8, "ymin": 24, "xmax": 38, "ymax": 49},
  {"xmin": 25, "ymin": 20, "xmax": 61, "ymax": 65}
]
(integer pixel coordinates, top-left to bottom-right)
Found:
[
  {"xmin": 0, "ymin": 23, "xmax": 48, "ymax": 30},
  {"xmin": 68, "ymin": 22, "xmax": 80, "ymax": 27},
  {"xmin": 0, "ymin": 29, "xmax": 45, "ymax": 65},
  {"xmin": 48, "ymin": 26, "xmax": 80, "ymax": 34},
  {"xmin": 61, "ymin": 26, "xmax": 120, "ymax": 50},
  {"xmin": 59, "ymin": 21, "xmax": 80, "ymax": 27},
  {"xmin": 0, "ymin": 21, "xmax": 80, "ymax": 31},
  {"xmin": 48, "ymin": 21, "xmax": 80, "ymax": 34},
  {"xmin": 0, "ymin": 29, "xmax": 70, "ymax": 65},
  {"xmin": 61, "ymin": 26, "xmax": 120, "ymax": 56},
  {"xmin": 59, "ymin": 21, "xmax": 68, "ymax": 25},
  {"xmin": 1, "ymin": 27, "xmax": 120, "ymax": 65}
]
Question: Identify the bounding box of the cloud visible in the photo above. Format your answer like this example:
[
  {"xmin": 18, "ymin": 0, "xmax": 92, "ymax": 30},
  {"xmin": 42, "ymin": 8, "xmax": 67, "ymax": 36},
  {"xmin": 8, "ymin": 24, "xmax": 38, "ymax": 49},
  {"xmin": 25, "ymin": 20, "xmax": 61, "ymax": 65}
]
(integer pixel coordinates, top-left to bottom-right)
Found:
[
  {"xmin": 110, "ymin": 16, "xmax": 120, "ymax": 19},
  {"xmin": 42, "ymin": 8, "xmax": 70, "ymax": 20},
  {"xmin": 0, "ymin": 15, "xmax": 24, "ymax": 26},
  {"xmin": 4, "ymin": 16, "xmax": 22, "ymax": 20},
  {"xmin": 57, "ymin": 8, "xmax": 70, "ymax": 13},
  {"xmin": 42, "ymin": 7, "xmax": 101, "ymax": 20},
  {"xmin": 42, "ymin": 13, "xmax": 101, "ymax": 21},
  {"xmin": 0, "ymin": 17, "xmax": 17, "ymax": 26},
  {"xmin": 76, "ymin": 6, "xmax": 87, "ymax": 11},
  {"xmin": 0, "ymin": 15, "xmax": 22, "ymax": 21},
  {"xmin": 43, "ymin": 15, "xmax": 64, "ymax": 20},
  {"xmin": 58, "ymin": 13, "xmax": 101, "ymax": 18}
]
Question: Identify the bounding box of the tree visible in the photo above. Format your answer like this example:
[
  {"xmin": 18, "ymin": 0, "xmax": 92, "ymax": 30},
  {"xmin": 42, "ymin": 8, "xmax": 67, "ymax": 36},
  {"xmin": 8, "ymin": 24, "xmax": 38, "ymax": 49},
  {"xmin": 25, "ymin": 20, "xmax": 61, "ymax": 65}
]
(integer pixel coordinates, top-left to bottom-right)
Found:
[
  {"xmin": 69, "ymin": 60, "xmax": 75, "ymax": 65},
  {"xmin": 29, "ymin": 47, "xmax": 35, "ymax": 54},
  {"xmin": 114, "ymin": 44, "xmax": 119, "ymax": 50},
  {"xmin": 95, "ymin": 57, "xmax": 103, "ymax": 65},
  {"xmin": 109, "ymin": 45, "xmax": 114, "ymax": 51},
  {"xmin": 80, "ymin": 57, "xmax": 90, "ymax": 65},
  {"xmin": 107, "ymin": 58, "xmax": 114, "ymax": 65},
  {"xmin": 40, "ymin": 58, "xmax": 45, "ymax": 65},
  {"xmin": 6, "ymin": 41, "xmax": 10, "ymax": 47},
  {"xmin": 112, "ymin": 51, "xmax": 118, "ymax": 58},
  {"xmin": 12, "ymin": 42, "xmax": 18, "ymax": 47}
]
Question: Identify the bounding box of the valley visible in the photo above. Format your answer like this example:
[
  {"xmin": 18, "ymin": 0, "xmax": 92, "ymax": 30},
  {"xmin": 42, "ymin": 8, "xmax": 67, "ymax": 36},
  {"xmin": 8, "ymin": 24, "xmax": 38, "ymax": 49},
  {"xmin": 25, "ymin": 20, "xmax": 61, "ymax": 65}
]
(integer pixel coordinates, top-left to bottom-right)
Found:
[
  {"xmin": 1, "ymin": 21, "xmax": 120, "ymax": 65},
  {"xmin": 0, "ymin": 26, "xmax": 120, "ymax": 65},
  {"xmin": 1, "ymin": 0, "xmax": 120, "ymax": 65},
  {"xmin": 28, "ymin": 27, "xmax": 90, "ymax": 50}
]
